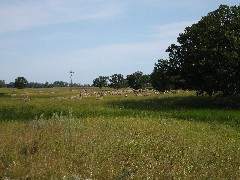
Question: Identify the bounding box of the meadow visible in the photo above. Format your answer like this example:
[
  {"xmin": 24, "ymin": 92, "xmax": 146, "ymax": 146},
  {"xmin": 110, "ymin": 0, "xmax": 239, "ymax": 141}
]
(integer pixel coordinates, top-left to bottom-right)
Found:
[{"xmin": 0, "ymin": 87, "xmax": 240, "ymax": 179}]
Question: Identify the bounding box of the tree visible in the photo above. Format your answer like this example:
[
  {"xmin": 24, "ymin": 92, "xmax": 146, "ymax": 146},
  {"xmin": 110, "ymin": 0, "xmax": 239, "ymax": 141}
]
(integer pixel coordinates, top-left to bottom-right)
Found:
[
  {"xmin": 14, "ymin": 77, "xmax": 28, "ymax": 89},
  {"xmin": 0, "ymin": 80, "xmax": 5, "ymax": 88},
  {"xmin": 126, "ymin": 71, "xmax": 150, "ymax": 89},
  {"xmin": 44, "ymin": 82, "xmax": 49, "ymax": 88},
  {"xmin": 92, "ymin": 76, "xmax": 109, "ymax": 89},
  {"xmin": 166, "ymin": 5, "xmax": 240, "ymax": 96},
  {"xmin": 142, "ymin": 74, "xmax": 151, "ymax": 88},
  {"xmin": 109, "ymin": 74, "xmax": 127, "ymax": 89},
  {"xmin": 151, "ymin": 59, "xmax": 185, "ymax": 91},
  {"xmin": 151, "ymin": 59, "xmax": 172, "ymax": 91},
  {"xmin": 53, "ymin": 81, "xmax": 68, "ymax": 87},
  {"xmin": 6, "ymin": 82, "xmax": 15, "ymax": 88}
]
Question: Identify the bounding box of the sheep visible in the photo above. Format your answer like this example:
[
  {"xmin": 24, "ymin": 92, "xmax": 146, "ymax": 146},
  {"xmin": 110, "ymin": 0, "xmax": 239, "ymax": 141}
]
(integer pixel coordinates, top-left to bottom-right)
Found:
[
  {"xmin": 21, "ymin": 96, "xmax": 31, "ymax": 102},
  {"xmin": 95, "ymin": 91, "xmax": 106, "ymax": 97},
  {"xmin": 143, "ymin": 92, "xmax": 151, "ymax": 96},
  {"xmin": 109, "ymin": 90, "xmax": 118, "ymax": 95},
  {"xmin": 80, "ymin": 90, "xmax": 91, "ymax": 98},
  {"xmin": 136, "ymin": 93, "xmax": 142, "ymax": 97}
]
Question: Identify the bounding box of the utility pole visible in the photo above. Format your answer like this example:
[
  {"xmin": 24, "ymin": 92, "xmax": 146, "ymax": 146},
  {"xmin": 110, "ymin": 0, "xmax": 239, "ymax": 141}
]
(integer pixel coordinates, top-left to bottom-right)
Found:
[{"xmin": 69, "ymin": 70, "xmax": 74, "ymax": 91}]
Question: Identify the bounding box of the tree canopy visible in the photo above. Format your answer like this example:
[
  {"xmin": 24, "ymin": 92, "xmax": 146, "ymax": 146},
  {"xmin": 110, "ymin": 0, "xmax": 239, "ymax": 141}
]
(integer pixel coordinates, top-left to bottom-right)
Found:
[
  {"xmin": 92, "ymin": 76, "xmax": 109, "ymax": 89},
  {"xmin": 0, "ymin": 80, "xmax": 5, "ymax": 88},
  {"xmin": 151, "ymin": 59, "xmax": 172, "ymax": 92},
  {"xmin": 126, "ymin": 71, "xmax": 150, "ymax": 89},
  {"xmin": 14, "ymin": 77, "xmax": 28, "ymax": 89},
  {"xmin": 109, "ymin": 74, "xmax": 127, "ymax": 89},
  {"xmin": 165, "ymin": 4, "xmax": 240, "ymax": 96}
]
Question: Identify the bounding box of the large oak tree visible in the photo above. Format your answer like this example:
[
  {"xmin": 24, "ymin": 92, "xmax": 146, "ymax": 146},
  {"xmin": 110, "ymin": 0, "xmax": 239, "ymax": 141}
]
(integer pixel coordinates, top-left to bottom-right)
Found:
[{"xmin": 166, "ymin": 5, "xmax": 240, "ymax": 96}]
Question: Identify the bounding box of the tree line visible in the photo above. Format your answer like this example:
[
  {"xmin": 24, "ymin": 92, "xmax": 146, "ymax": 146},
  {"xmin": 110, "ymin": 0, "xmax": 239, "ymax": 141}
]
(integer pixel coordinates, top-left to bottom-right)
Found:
[
  {"xmin": 0, "ymin": 72, "xmax": 151, "ymax": 90},
  {"xmin": 1, "ymin": 5, "xmax": 239, "ymax": 96},
  {"xmin": 0, "ymin": 79, "xmax": 90, "ymax": 89},
  {"xmin": 92, "ymin": 71, "xmax": 151, "ymax": 90}
]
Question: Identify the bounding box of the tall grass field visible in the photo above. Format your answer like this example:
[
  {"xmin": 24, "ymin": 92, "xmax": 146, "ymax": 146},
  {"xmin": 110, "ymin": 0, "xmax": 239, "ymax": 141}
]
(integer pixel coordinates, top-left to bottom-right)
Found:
[{"xmin": 1, "ymin": 88, "xmax": 240, "ymax": 179}]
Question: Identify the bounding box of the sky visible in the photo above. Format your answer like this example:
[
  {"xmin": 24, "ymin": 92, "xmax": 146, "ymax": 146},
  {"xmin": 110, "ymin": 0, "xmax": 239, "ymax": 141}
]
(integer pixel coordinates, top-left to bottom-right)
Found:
[{"xmin": 0, "ymin": 0, "xmax": 239, "ymax": 85}]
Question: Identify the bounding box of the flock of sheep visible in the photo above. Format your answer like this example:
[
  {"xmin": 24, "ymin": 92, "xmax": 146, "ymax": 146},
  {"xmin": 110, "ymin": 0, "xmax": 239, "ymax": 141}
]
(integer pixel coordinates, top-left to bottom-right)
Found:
[
  {"xmin": 8, "ymin": 88, "xmax": 184, "ymax": 102},
  {"xmin": 52, "ymin": 89, "xmax": 183, "ymax": 101}
]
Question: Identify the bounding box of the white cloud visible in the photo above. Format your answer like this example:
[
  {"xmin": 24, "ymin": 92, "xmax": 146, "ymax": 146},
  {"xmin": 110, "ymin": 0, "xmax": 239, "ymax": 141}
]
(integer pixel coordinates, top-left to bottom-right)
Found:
[
  {"xmin": 0, "ymin": 0, "xmax": 125, "ymax": 33},
  {"xmin": 151, "ymin": 21, "xmax": 197, "ymax": 40}
]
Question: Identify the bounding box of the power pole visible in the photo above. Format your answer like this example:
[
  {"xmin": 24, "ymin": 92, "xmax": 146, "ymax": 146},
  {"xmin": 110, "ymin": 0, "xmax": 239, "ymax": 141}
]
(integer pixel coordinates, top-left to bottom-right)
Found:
[{"xmin": 69, "ymin": 70, "xmax": 74, "ymax": 91}]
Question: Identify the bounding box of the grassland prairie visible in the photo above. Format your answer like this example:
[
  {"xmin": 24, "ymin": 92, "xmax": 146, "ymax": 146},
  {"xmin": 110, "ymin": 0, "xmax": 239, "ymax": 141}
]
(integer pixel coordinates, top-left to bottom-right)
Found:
[{"xmin": 0, "ymin": 88, "xmax": 240, "ymax": 179}]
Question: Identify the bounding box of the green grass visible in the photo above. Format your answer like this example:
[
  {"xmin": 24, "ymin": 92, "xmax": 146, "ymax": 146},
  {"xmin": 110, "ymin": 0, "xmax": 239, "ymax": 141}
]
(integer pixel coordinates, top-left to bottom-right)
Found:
[
  {"xmin": 108, "ymin": 94, "xmax": 240, "ymax": 129},
  {"xmin": 0, "ymin": 88, "xmax": 240, "ymax": 179}
]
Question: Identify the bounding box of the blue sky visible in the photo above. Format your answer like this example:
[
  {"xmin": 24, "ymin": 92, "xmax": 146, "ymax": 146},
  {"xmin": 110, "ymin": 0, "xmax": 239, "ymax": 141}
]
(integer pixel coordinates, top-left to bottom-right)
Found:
[{"xmin": 0, "ymin": 0, "xmax": 239, "ymax": 84}]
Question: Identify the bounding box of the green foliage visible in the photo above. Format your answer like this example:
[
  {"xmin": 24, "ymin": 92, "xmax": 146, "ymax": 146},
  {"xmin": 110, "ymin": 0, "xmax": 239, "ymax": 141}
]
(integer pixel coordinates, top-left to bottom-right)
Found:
[
  {"xmin": 109, "ymin": 74, "xmax": 127, "ymax": 89},
  {"xmin": 141, "ymin": 74, "xmax": 151, "ymax": 88},
  {"xmin": 151, "ymin": 59, "xmax": 185, "ymax": 92},
  {"xmin": 166, "ymin": 4, "xmax": 240, "ymax": 96},
  {"xmin": 5, "ymin": 82, "xmax": 14, "ymax": 88},
  {"xmin": 27, "ymin": 81, "xmax": 54, "ymax": 88},
  {"xmin": 126, "ymin": 71, "xmax": 150, "ymax": 89},
  {"xmin": 52, "ymin": 81, "xmax": 68, "ymax": 87},
  {"xmin": 151, "ymin": 59, "xmax": 172, "ymax": 91},
  {"xmin": 14, "ymin": 77, "xmax": 28, "ymax": 89},
  {"xmin": 0, "ymin": 80, "xmax": 5, "ymax": 88},
  {"xmin": 92, "ymin": 76, "xmax": 109, "ymax": 89}
]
